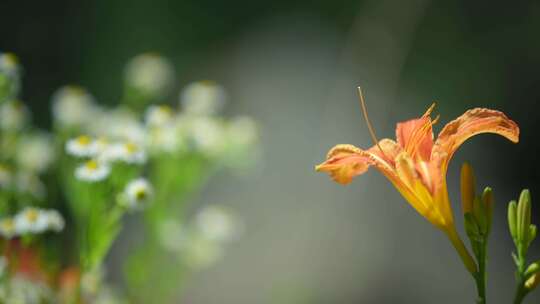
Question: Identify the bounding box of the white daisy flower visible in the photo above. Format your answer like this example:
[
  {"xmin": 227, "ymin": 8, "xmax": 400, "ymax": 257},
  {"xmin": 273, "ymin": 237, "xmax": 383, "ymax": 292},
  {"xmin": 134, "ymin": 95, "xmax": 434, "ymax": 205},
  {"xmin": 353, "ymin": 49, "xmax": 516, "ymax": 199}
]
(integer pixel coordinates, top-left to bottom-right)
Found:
[
  {"xmin": 86, "ymin": 107, "xmax": 144, "ymax": 144},
  {"xmin": 146, "ymin": 125, "xmax": 183, "ymax": 153},
  {"xmin": 93, "ymin": 137, "xmax": 110, "ymax": 154},
  {"xmin": 75, "ymin": 159, "xmax": 111, "ymax": 182},
  {"xmin": 144, "ymin": 105, "xmax": 174, "ymax": 127},
  {"xmin": 181, "ymin": 235, "xmax": 222, "ymax": 269},
  {"xmin": 66, "ymin": 135, "xmax": 98, "ymax": 157},
  {"xmin": 100, "ymin": 142, "xmax": 146, "ymax": 164},
  {"xmin": 189, "ymin": 117, "xmax": 226, "ymax": 156},
  {"xmin": 180, "ymin": 81, "xmax": 226, "ymax": 116},
  {"xmin": 115, "ymin": 121, "xmax": 147, "ymax": 146},
  {"xmin": 0, "ymin": 100, "xmax": 29, "ymax": 131},
  {"xmin": 44, "ymin": 210, "xmax": 64, "ymax": 232},
  {"xmin": 14, "ymin": 207, "xmax": 49, "ymax": 234},
  {"xmin": 227, "ymin": 116, "xmax": 258, "ymax": 147},
  {"xmin": 124, "ymin": 53, "xmax": 175, "ymax": 97},
  {"xmin": 16, "ymin": 132, "xmax": 55, "ymax": 173},
  {"xmin": 52, "ymin": 86, "xmax": 97, "ymax": 127},
  {"xmin": 196, "ymin": 206, "xmax": 239, "ymax": 242},
  {"xmin": 0, "ymin": 218, "xmax": 17, "ymax": 239},
  {"xmin": 158, "ymin": 219, "xmax": 185, "ymax": 252},
  {"xmin": 119, "ymin": 178, "xmax": 153, "ymax": 210}
]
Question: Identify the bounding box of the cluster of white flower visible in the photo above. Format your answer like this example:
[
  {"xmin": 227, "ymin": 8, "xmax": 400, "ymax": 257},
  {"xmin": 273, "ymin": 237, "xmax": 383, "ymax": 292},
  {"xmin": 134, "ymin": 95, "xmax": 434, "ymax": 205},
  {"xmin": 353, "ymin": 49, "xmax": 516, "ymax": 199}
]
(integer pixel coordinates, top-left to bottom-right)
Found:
[
  {"xmin": 158, "ymin": 205, "xmax": 241, "ymax": 269},
  {"xmin": 65, "ymin": 135, "xmax": 148, "ymax": 182},
  {"xmin": 54, "ymin": 77, "xmax": 257, "ymax": 162},
  {"xmin": 0, "ymin": 207, "xmax": 64, "ymax": 239}
]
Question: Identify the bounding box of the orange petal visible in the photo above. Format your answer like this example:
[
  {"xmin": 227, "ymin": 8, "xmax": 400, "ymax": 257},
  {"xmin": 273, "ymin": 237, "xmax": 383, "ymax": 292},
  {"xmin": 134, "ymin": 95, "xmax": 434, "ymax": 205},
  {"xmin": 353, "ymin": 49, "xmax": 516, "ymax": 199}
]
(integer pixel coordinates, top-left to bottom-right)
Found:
[
  {"xmin": 315, "ymin": 139, "xmax": 401, "ymax": 185},
  {"xmin": 432, "ymin": 108, "xmax": 520, "ymax": 170},
  {"xmin": 396, "ymin": 105, "xmax": 436, "ymax": 161}
]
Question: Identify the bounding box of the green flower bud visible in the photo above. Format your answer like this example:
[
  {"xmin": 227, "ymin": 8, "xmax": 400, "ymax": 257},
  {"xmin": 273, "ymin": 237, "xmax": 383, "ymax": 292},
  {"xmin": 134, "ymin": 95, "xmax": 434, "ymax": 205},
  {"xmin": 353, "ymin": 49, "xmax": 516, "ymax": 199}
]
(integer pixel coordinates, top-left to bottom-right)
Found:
[
  {"xmin": 525, "ymin": 273, "xmax": 540, "ymax": 291},
  {"xmin": 473, "ymin": 196, "xmax": 488, "ymax": 235},
  {"xmin": 525, "ymin": 262, "xmax": 540, "ymax": 278},
  {"xmin": 464, "ymin": 213, "xmax": 480, "ymax": 239},
  {"xmin": 482, "ymin": 187, "xmax": 494, "ymax": 234},
  {"xmin": 508, "ymin": 200, "xmax": 518, "ymax": 241},
  {"xmin": 517, "ymin": 189, "xmax": 532, "ymax": 244}
]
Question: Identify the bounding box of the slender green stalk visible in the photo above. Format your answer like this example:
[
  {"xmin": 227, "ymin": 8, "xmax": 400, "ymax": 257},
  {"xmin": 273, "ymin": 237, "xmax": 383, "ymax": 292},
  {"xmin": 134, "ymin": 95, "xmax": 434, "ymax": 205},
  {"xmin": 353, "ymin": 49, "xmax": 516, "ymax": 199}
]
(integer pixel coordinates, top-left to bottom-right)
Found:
[
  {"xmin": 513, "ymin": 249, "xmax": 528, "ymax": 304},
  {"xmin": 514, "ymin": 286, "xmax": 526, "ymax": 304},
  {"xmin": 473, "ymin": 239, "xmax": 487, "ymax": 304}
]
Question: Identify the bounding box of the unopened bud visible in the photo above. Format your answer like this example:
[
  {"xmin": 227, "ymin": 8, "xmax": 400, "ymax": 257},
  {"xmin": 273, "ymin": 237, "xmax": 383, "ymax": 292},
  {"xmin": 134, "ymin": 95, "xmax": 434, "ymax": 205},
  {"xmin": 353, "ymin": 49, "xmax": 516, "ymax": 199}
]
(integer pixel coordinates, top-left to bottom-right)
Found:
[
  {"xmin": 473, "ymin": 196, "xmax": 488, "ymax": 235},
  {"xmin": 517, "ymin": 189, "xmax": 532, "ymax": 244},
  {"xmin": 461, "ymin": 162, "xmax": 476, "ymax": 214},
  {"xmin": 482, "ymin": 187, "xmax": 494, "ymax": 233},
  {"xmin": 464, "ymin": 213, "xmax": 480, "ymax": 238},
  {"xmin": 525, "ymin": 273, "xmax": 540, "ymax": 291},
  {"xmin": 525, "ymin": 262, "xmax": 540, "ymax": 278}
]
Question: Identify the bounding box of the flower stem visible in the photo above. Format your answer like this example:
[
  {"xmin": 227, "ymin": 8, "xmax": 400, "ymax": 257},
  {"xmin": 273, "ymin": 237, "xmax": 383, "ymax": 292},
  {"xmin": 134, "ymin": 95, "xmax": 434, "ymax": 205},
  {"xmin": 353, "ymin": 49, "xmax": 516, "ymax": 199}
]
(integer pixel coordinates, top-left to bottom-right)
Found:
[
  {"xmin": 514, "ymin": 286, "xmax": 526, "ymax": 304},
  {"xmin": 446, "ymin": 228, "xmax": 477, "ymax": 275},
  {"xmin": 473, "ymin": 239, "xmax": 487, "ymax": 304},
  {"xmin": 513, "ymin": 249, "xmax": 528, "ymax": 304}
]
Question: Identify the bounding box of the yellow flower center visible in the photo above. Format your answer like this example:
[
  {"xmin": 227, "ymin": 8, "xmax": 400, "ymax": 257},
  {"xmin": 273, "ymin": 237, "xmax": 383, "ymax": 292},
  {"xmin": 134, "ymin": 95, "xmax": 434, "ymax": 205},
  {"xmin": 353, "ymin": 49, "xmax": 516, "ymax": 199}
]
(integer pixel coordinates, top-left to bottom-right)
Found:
[
  {"xmin": 67, "ymin": 86, "xmax": 85, "ymax": 96},
  {"xmin": 25, "ymin": 210, "xmax": 39, "ymax": 223},
  {"xmin": 1, "ymin": 219, "xmax": 14, "ymax": 232},
  {"xmin": 135, "ymin": 189, "xmax": 147, "ymax": 201},
  {"xmin": 77, "ymin": 135, "xmax": 91, "ymax": 146},
  {"xmin": 125, "ymin": 142, "xmax": 138, "ymax": 154},
  {"xmin": 85, "ymin": 160, "xmax": 99, "ymax": 170}
]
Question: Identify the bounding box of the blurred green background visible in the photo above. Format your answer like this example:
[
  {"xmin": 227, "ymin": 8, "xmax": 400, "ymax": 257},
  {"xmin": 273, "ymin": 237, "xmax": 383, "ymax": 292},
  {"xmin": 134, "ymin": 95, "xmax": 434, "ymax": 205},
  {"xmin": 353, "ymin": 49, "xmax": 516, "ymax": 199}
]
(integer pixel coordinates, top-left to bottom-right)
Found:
[{"xmin": 2, "ymin": 0, "xmax": 540, "ymax": 303}]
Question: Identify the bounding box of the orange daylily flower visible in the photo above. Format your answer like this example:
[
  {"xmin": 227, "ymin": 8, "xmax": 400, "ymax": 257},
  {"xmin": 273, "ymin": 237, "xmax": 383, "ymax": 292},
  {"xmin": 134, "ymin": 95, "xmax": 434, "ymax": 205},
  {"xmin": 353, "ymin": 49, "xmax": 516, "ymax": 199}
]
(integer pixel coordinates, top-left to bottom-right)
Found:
[{"xmin": 316, "ymin": 98, "xmax": 519, "ymax": 273}]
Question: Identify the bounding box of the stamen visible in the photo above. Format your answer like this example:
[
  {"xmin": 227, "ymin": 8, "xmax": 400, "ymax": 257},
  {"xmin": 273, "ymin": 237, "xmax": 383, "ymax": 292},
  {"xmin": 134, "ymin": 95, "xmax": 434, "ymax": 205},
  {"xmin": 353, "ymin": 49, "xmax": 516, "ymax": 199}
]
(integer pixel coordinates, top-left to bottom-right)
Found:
[
  {"xmin": 357, "ymin": 87, "xmax": 388, "ymax": 159},
  {"xmin": 423, "ymin": 102, "xmax": 437, "ymax": 118},
  {"xmin": 431, "ymin": 114, "xmax": 440, "ymax": 125},
  {"xmin": 407, "ymin": 112, "xmax": 440, "ymax": 159}
]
